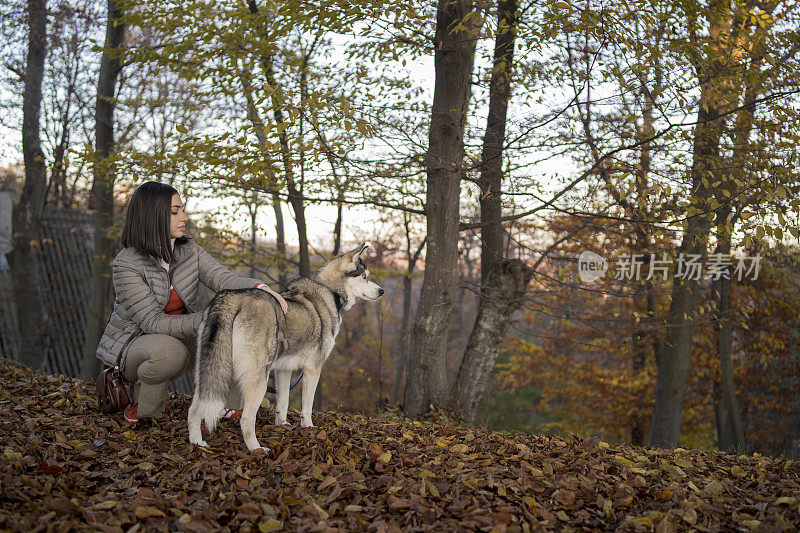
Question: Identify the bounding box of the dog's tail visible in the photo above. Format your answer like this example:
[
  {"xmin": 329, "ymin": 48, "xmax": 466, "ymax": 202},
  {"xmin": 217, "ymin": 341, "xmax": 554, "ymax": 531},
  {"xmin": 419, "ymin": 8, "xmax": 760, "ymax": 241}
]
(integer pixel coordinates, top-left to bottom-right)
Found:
[{"xmin": 192, "ymin": 301, "xmax": 237, "ymax": 433}]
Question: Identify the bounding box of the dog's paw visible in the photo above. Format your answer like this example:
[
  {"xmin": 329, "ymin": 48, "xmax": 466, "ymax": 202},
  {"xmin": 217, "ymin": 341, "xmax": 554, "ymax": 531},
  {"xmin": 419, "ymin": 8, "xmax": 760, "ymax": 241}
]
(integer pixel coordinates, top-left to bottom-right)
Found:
[
  {"xmin": 301, "ymin": 420, "xmax": 315, "ymax": 428},
  {"xmin": 192, "ymin": 440, "xmax": 210, "ymax": 448},
  {"xmin": 250, "ymin": 446, "xmax": 270, "ymax": 455}
]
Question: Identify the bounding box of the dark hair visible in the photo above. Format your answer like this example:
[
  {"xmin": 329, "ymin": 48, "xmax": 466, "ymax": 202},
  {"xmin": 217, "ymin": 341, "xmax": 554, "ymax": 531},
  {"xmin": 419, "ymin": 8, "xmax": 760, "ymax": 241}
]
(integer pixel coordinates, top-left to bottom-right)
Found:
[{"xmin": 121, "ymin": 181, "xmax": 187, "ymax": 263}]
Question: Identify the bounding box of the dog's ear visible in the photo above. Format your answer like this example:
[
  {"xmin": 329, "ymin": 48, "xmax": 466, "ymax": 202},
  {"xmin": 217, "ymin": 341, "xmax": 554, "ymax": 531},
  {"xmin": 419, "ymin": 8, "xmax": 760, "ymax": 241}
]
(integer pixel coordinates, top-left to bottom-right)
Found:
[{"xmin": 348, "ymin": 242, "xmax": 370, "ymax": 262}]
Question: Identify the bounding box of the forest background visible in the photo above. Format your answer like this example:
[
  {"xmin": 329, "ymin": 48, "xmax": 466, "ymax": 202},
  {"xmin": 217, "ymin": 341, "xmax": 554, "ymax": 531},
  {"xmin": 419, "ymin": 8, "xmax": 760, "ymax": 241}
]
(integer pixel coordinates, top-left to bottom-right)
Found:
[{"xmin": 1, "ymin": 0, "xmax": 799, "ymax": 457}]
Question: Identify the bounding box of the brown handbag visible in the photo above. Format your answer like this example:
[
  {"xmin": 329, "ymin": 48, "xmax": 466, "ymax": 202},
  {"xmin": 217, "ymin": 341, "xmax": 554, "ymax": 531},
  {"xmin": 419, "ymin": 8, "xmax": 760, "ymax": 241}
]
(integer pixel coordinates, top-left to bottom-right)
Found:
[
  {"xmin": 95, "ymin": 364, "xmax": 131, "ymax": 414},
  {"xmin": 95, "ymin": 329, "xmax": 140, "ymax": 414}
]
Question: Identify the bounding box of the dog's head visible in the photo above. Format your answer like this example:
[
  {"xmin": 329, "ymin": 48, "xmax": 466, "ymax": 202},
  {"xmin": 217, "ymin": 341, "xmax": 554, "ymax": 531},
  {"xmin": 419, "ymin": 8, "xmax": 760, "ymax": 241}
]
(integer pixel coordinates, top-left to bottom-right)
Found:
[{"xmin": 317, "ymin": 243, "xmax": 384, "ymax": 311}]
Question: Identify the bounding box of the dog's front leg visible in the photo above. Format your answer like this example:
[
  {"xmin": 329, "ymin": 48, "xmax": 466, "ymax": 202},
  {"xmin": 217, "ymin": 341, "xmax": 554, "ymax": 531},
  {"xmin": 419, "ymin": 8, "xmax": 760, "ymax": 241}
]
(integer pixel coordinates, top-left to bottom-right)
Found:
[
  {"xmin": 274, "ymin": 369, "xmax": 292, "ymax": 425},
  {"xmin": 300, "ymin": 366, "xmax": 321, "ymax": 427}
]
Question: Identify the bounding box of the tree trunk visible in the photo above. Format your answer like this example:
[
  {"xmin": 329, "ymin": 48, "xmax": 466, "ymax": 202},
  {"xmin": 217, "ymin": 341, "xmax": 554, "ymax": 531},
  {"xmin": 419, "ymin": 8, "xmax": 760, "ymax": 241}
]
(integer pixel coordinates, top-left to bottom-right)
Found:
[
  {"xmin": 451, "ymin": 260, "xmax": 532, "ymax": 421},
  {"xmin": 648, "ymin": 0, "xmax": 732, "ymax": 447},
  {"xmin": 449, "ymin": 0, "xmax": 520, "ymax": 422},
  {"xmin": 630, "ymin": 277, "xmax": 648, "ymax": 446},
  {"xmin": 287, "ymin": 183, "xmax": 311, "ymax": 278},
  {"xmin": 709, "ymin": 7, "xmax": 772, "ymax": 452},
  {"xmin": 713, "ymin": 377, "xmax": 734, "ymax": 449},
  {"xmin": 712, "ymin": 236, "xmax": 744, "ymax": 450},
  {"xmin": 239, "ymin": 66, "xmax": 285, "ymax": 287},
  {"xmin": 10, "ymin": 0, "xmax": 49, "ymax": 370},
  {"xmin": 79, "ymin": 0, "xmax": 126, "ymax": 380},
  {"xmin": 248, "ymin": 2, "xmax": 310, "ymax": 279},
  {"xmin": 392, "ymin": 229, "xmax": 425, "ymax": 404},
  {"xmin": 391, "ymin": 271, "xmax": 414, "ymax": 403},
  {"xmin": 631, "ymin": 261, "xmax": 660, "ymax": 446},
  {"xmin": 649, "ymin": 0, "xmax": 765, "ymax": 448},
  {"xmin": 454, "ymin": 234, "xmax": 475, "ymax": 332},
  {"xmin": 273, "ymin": 194, "xmax": 288, "ymax": 290},
  {"xmin": 332, "ymin": 189, "xmax": 343, "ymax": 256},
  {"xmin": 322, "ymin": 143, "xmax": 345, "ymax": 259},
  {"xmin": 247, "ymin": 0, "xmax": 311, "ymax": 279},
  {"xmin": 479, "ymin": 0, "xmax": 517, "ymax": 283},
  {"xmin": 269, "ymin": 85, "xmax": 309, "ymax": 279},
  {"xmin": 249, "ymin": 198, "xmax": 258, "ymax": 278},
  {"xmin": 647, "ymin": 122, "xmax": 718, "ymax": 447},
  {"xmin": 631, "ymin": 67, "xmax": 658, "ymax": 444},
  {"xmin": 404, "ymin": 0, "xmax": 481, "ymax": 417},
  {"xmin": 50, "ymin": 111, "xmax": 70, "ymax": 208}
]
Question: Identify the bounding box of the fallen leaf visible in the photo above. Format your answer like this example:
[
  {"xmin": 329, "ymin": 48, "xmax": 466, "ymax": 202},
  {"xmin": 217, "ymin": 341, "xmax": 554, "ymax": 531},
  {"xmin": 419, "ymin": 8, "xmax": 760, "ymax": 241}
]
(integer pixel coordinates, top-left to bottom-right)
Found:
[
  {"xmin": 523, "ymin": 496, "xmax": 536, "ymax": 513},
  {"xmin": 553, "ymin": 489, "xmax": 575, "ymax": 506},
  {"xmin": 94, "ymin": 500, "xmax": 117, "ymax": 510},
  {"xmin": 599, "ymin": 499, "xmax": 612, "ymax": 519},
  {"xmin": 4, "ymin": 449, "xmax": 22, "ymax": 462},
  {"xmin": 424, "ymin": 478, "xmax": 440, "ymax": 498},
  {"xmin": 344, "ymin": 504, "xmax": 364, "ymax": 512},
  {"xmin": 258, "ymin": 519, "xmax": 283, "ymax": 532},
  {"xmin": 47, "ymin": 497, "xmax": 79, "ymax": 515},
  {"xmin": 703, "ymin": 480, "xmax": 725, "ymax": 497},
  {"xmin": 775, "ymin": 496, "xmax": 798, "ymax": 506},
  {"xmin": 655, "ymin": 490, "xmax": 673, "ymax": 501},
  {"xmin": 681, "ymin": 507, "xmax": 697, "ymax": 525},
  {"xmin": 377, "ymin": 451, "xmax": 392, "ymax": 463},
  {"xmin": 318, "ymin": 474, "xmax": 337, "ymax": 491},
  {"xmin": 135, "ymin": 506, "xmax": 166, "ymax": 519},
  {"xmin": 260, "ymin": 504, "xmax": 278, "ymax": 516},
  {"xmin": 387, "ymin": 495, "xmax": 412, "ymax": 509},
  {"xmin": 311, "ymin": 502, "xmax": 328, "ymax": 520}
]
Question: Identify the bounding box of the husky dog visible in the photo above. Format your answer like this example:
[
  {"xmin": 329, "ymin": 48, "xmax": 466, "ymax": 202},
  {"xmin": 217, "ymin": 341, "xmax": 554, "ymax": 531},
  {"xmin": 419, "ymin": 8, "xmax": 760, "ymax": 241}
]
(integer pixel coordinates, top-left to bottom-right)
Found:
[{"xmin": 187, "ymin": 243, "xmax": 383, "ymax": 452}]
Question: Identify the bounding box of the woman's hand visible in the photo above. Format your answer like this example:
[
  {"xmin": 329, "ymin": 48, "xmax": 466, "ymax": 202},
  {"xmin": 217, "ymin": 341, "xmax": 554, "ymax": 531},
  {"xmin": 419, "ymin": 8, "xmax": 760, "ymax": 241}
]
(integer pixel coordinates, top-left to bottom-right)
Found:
[{"xmin": 256, "ymin": 283, "xmax": 288, "ymax": 315}]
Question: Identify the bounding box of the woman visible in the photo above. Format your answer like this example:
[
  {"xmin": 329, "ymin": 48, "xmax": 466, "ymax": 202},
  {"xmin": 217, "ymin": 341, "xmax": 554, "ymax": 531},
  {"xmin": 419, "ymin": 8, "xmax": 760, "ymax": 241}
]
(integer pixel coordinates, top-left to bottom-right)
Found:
[{"xmin": 96, "ymin": 181, "xmax": 287, "ymax": 423}]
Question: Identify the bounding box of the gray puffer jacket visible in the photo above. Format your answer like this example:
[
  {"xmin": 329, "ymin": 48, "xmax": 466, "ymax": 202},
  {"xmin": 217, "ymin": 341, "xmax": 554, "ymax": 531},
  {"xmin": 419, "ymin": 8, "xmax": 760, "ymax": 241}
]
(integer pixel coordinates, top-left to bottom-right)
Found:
[{"xmin": 96, "ymin": 237, "xmax": 262, "ymax": 367}]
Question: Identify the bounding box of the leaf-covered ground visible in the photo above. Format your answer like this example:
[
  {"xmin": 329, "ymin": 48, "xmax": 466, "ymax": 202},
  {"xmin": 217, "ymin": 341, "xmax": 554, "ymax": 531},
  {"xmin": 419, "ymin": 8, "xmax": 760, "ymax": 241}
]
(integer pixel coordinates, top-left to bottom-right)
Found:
[{"xmin": 1, "ymin": 362, "xmax": 799, "ymax": 532}]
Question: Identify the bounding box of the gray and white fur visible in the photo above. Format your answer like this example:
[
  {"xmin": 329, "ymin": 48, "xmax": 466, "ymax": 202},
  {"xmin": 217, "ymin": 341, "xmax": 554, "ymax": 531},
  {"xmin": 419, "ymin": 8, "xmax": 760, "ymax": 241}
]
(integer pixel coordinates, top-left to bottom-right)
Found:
[{"xmin": 187, "ymin": 243, "xmax": 383, "ymax": 452}]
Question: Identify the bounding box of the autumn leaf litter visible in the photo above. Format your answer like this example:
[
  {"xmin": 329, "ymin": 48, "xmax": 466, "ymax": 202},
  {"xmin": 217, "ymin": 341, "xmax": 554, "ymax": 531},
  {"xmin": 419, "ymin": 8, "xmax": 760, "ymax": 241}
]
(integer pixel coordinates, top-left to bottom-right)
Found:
[{"xmin": 1, "ymin": 363, "xmax": 798, "ymax": 532}]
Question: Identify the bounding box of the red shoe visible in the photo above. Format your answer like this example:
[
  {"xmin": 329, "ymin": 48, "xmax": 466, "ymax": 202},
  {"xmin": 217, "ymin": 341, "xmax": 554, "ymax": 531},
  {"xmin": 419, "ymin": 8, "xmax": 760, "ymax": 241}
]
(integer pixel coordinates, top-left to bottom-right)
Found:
[
  {"xmin": 219, "ymin": 408, "xmax": 242, "ymax": 419},
  {"xmin": 124, "ymin": 403, "xmax": 138, "ymax": 423}
]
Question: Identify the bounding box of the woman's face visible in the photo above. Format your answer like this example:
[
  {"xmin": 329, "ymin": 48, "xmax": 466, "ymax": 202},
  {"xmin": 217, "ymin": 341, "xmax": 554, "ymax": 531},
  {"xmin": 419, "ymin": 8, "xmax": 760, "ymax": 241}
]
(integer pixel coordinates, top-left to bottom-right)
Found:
[{"xmin": 170, "ymin": 194, "xmax": 188, "ymax": 238}]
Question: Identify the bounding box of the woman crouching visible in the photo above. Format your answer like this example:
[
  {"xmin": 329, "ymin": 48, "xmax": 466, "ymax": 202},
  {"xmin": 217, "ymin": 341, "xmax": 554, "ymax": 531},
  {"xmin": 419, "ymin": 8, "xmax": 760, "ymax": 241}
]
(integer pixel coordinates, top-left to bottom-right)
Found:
[{"xmin": 95, "ymin": 181, "xmax": 287, "ymax": 423}]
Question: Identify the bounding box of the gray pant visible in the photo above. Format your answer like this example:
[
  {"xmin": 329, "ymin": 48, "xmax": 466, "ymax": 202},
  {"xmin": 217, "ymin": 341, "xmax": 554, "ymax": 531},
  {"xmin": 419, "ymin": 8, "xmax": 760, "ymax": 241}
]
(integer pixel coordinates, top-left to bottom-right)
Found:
[{"xmin": 121, "ymin": 334, "xmax": 242, "ymax": 419}]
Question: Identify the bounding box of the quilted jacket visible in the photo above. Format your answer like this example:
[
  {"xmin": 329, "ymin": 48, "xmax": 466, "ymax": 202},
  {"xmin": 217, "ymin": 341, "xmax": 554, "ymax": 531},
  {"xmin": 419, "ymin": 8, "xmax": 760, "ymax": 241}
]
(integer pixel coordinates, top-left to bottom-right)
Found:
[{"xmin": 96, "ymin": 237, "xmax": 262, "ymax": 367}]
